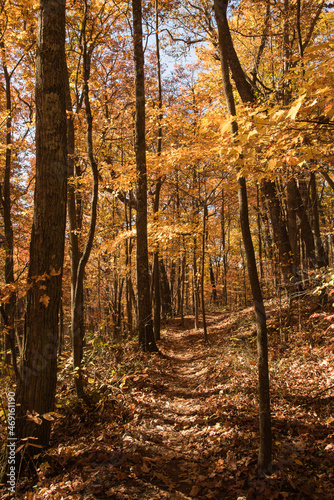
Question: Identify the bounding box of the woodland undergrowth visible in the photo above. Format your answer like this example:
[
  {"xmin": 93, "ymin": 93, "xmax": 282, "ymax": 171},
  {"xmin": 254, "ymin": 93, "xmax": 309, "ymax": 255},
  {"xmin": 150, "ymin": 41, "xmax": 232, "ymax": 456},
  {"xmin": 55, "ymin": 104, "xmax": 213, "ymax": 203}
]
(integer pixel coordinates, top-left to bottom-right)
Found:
[{"xmin": 0, "ymin": 294, "xmax": 333, "ymax": 499}]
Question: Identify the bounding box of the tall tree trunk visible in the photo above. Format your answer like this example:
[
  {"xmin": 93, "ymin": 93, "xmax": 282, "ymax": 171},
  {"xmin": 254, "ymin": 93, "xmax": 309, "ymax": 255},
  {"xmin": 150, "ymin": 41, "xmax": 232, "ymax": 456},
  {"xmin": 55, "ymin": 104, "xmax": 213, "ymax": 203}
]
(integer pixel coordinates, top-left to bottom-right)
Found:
[
  {"xmin": 15, "ymin": 0, "xmax": 67, "ymax": 452},
  {"xmin": 256, "ymin": 184, "xmax": 264, "ymax": 282},
  {"xmin": 201, "ymin": 206, "xmax": 208, "ymax": 341},
  {"xmin": 286, "ymin": 178, "xmax": 300, "ymax": 276},
  {"xmin": 0, "ymin": 55, "xmax": 18, "ymax": 377},
  {"xmin": 262, "ymin": 179, "xmax": 294, "ymax": 282},
  {"xmin": 71, "ymin": 0, "xmax": 99, "ymax": 398},
  {"xmin": 221, "ymin": 189, "xmax": 228, "ymax": 305},
  {"xmin": 125, "ymin": 197, "xmax": 134, "ymax": 334},
  {"xmin": 152, "ymin": 0, "xmax": 164, "ymax": 341},
  {"xmin": 214, "ymin": 0, "xmax": 272, "ymax": 473},
  {"xmin": 132, "ymin": 0, "xmax": 158, "ymax": 352},
  {"xmin": 193, "ymin": 237, "xmax": 199, "ymax": 330},
  {"xmin": 310, "ymin": 172, "xmax": 328, "ymax": 267},
  {"xmin": 159, "ymin": 258, "xmax": 172, "ymax": 319},
  {"xmin": 288, "ymin": 177, "xmax": 316, "ymax": 269}
]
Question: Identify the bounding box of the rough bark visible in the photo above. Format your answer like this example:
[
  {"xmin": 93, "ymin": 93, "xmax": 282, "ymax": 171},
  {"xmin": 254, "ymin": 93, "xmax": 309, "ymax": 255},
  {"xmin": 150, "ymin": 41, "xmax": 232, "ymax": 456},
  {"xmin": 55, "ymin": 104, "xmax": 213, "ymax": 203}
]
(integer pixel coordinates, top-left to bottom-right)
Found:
[
  {"xmin": 0, "ymin": 54, "xmax": 18, "ymax": 377},
  {"xmin": 152, "ymin": 0, "xmax": 163, "ymax": 340},
  {"xmin": 132, "ymin": 0, "xmax": 158, "ymax": 352},
  {"xmin": 309, "ymin": 172, "xmax": 328, "ymax": 267},
  {"xmin": 262, "ymin": 179, "xmax": 294, "ymax": 282},
  {"xmin": 288, "ymin": 177, "xmax": 316, "ymax": 268},
  {"xmin": 71, "ymin": 0, "xmax": 99, "ymax": 398},
  {"xmin": 214, "ymin": 0, "xmax": 272, "ymax": 473},
  {"xmin": 15, "ymin": 0, "xmax": 67, "ymax": 451},
  {"xmin": 214, "ymin": 0, "xmax": 255, "ymax": 103}
]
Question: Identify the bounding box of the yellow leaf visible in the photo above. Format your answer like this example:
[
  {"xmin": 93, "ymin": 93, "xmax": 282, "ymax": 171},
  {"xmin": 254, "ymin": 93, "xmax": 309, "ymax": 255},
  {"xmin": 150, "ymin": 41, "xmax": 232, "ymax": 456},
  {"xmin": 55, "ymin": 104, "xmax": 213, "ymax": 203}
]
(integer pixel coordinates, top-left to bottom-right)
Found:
[
  {"xmin": 190, "ymin": 485, "xmax": 200, "ymax": 497},
  {"xmin": 50, "ymin": 267, "xmax": 61, "ymax": 276},
  {"xmin": 42, "ymin": 413, "xmax": 55, "ymax": 421},
  {"xmin": 27, "ymin": 413, "xmax": 42, "ymax": 425},
  {"xmin": 268, "ymin": 159, "xmax": 277, "ymax": 170},
  {"xmin": 39, "ymin": 294, "xmax": 50, "ymax": 307},
  {"xmin": 294, "ymin": 459, "xmax": 303, "ymax": 466},
  {"xmin": 287, "ymin": 95, "xmax": 305, "ymax": 120}
]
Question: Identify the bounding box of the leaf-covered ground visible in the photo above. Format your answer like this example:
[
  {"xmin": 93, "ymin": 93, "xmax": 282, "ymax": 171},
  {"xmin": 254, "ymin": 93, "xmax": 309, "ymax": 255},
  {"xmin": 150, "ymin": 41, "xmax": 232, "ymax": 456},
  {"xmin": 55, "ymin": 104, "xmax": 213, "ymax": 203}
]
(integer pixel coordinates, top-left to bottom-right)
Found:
[{"xmin": 1, "ymin": 295, "xmax": 334, "ymax": 499}]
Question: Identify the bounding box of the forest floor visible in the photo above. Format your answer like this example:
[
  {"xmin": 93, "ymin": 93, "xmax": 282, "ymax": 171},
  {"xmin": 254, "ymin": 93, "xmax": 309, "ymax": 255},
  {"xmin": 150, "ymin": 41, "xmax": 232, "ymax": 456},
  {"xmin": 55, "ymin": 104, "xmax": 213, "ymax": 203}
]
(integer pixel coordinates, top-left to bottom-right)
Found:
[{"xmin": 1, "ymin": 294, "xmax": 334, "ymax": 499}]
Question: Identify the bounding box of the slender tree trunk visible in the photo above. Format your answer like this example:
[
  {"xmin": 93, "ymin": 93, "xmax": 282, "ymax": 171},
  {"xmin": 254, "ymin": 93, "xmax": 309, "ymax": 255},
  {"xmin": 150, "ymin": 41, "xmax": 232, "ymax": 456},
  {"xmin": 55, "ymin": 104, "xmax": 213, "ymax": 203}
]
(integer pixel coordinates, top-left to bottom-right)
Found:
[
  {"xmin": 132, "ymin": 0, "xmax": 158, "ymax": 352},
  {"xmin": 288, "ymin": 177, "xmax": 316, "ymax": 269},
  {"xmin": 160, "ymin": 258, "xmax": 172, "ymax": 319},
  {"xmin": 72, "ymin": 0, "xmax": 99, "ymax": 398},
  {"xmin": 310, "ymin": 172, "xmax": 328, "ymax": 267},
  {"xmin": 125, "ymin": 198, "xmax": 134, "ymax": 334},
  {"xmin": 221, "ymin": 189, "xmax": 228, "ymax": 305},
  {"xmin": 193, "ymin": 237, "xmax": 199, "ymax": 330},
  {"xmin": 262, "ymin": 179, "xmax": 294, "ymax": 282},
  {"xmin": 201, "ymin": 206, "xmax": 208, "ymax": 341},
  {"xmin": 0, "ymin": 55, "xmax": 18, "ymax": 377},
  {"xmin": 214, "ymin": 0, "xmax": 272, "ymax": 473},
  {"xmin": 256, "ymin": 184, "xmax": 264, "ymax": 282},
  {"xmin": 152, "ymin": 0, "xmax": 164, "ymax": 341},
  {"xmin": 286, "ymin": 178, "xmax": 300, "ymax": 276},
  {"xmin": 180, "ymin": 238, "xmax": 186, "ymax": 325},
  {"xmin": 15, "ymin": 0, "xmax": 67, "ymax": 452}
]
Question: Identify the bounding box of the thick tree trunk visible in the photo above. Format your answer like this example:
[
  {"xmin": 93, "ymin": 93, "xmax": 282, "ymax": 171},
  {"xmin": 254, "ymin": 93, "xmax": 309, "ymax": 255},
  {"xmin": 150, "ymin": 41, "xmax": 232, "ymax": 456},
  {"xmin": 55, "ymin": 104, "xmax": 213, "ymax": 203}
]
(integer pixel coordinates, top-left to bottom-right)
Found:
[
  {"xmin": 132, "ymin": 0, "xmax": 158, "ymax": 352},
  {"xmin": 214, "ymin": 0, "xmax": 272, "ymax": 473},
  {"xmin": 15, "ymin": 0, "xmax": 67, "ymax": 451}
]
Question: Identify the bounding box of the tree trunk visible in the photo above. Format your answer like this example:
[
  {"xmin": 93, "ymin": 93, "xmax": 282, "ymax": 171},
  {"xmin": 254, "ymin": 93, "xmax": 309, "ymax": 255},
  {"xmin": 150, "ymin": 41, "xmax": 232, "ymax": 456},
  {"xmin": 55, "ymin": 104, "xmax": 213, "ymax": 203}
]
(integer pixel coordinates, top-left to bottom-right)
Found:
[
  {"xmin": 214, "ymin": 0, "xmax": 272, "ymax": 473},
  {"xmin": 262, "ymin": 179, "xmax": 294, "ymax": 282},
  {"xmin": 288, "ymin": 177, "xmax": 316, "ymax": 269},
  {"xmin": 193, "ymin": 237, "xmax": 199, "ymax": 330},
  {"xmin": 15, "ymin": 0, "xmax": 67, "ymax": 452},
  {"xmin": 1, "ymin": 55, "xmax": 18, "ymax": 377},
  {"xmin": 132, "ymin": 0, "xmax": 158, "ymax": 352},
  {"xmin": 310, "ymin": 172, "xmax": 328, "ymax": 267},
  {"xmin": 201, "ymin": 206, "xmax": 208, "ymax": 341},
  {"xmin": 160, "ymin": 258, "xmax": 172, "ymax": 319},
  {"xmin": 286, "ymin": 177, "xmax": 300, "ymax": 276}
]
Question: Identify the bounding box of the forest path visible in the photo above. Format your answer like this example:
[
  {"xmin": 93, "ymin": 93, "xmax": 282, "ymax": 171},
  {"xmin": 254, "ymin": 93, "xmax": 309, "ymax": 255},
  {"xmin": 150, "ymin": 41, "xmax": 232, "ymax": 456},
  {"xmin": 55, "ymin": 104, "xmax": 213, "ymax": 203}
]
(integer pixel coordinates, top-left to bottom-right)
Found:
[
  {"xmin": 117, "ymin": 317, "xmax": 241, "ymax": 499},
  {"xmin": 8, "ymin": 303, "xmax": 333, "ymax": 499}
]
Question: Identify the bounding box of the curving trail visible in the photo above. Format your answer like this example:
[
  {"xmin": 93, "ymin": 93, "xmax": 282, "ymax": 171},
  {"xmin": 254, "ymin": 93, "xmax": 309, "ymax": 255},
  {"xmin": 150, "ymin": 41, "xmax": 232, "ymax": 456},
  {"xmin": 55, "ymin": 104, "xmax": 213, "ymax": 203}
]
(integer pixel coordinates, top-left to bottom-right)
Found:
[{"xmin": 114, "ymin": 323, "xmax": 234, "ymax": 499}]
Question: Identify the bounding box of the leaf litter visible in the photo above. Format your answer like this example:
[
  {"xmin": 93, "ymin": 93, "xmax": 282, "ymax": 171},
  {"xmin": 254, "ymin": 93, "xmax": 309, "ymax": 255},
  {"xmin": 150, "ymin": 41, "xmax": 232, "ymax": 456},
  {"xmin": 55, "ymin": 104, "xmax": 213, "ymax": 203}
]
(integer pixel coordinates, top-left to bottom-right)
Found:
[{"xmin": 1, "ymin": 295, "xmax": 333, "ymax": 499}]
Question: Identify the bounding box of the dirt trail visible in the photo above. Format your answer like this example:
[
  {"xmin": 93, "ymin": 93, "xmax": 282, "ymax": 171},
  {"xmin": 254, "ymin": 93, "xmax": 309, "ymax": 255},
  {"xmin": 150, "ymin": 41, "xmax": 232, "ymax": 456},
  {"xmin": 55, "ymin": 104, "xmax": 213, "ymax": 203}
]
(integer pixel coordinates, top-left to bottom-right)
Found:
[{"xmin": 116, "ymin": 326, "xmax": 231, "ymax": 499}]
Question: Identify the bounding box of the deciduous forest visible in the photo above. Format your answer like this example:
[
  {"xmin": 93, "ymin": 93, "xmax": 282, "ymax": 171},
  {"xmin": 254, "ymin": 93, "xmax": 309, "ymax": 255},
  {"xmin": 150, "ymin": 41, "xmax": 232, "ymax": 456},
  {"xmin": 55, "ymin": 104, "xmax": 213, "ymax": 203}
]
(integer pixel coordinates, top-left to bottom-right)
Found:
[{"xmin": 0, "ymin": 0, "xmax": 333, "ymax": 498}]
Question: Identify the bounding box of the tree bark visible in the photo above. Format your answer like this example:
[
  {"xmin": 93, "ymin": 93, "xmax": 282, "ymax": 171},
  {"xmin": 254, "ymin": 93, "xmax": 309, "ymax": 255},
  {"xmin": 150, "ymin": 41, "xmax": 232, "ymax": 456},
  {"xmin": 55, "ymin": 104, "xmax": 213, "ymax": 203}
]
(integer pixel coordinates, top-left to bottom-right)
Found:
[
  {"xmin": 132, "ymin": 0, "xmax": 158, "ymax": 352},
  {"xmin": 262, "ymin": 179, "xmax": 294, "ymax": 282},
  {"xmin": 0, "ymin": 54, "xmax": 18, "ymax": 377},
  {"xmin": 71, "ymin": 0, "xmax": 99, "ymax": 398},
  {"xmin": 152, "ymin": 0, "xmax": 163, "ymax": 340},
  {"xmin": 214, "ymin": 0, "xmax": 272, "ymax": 473},
  {"xmin": 15, "ymin": 0, "xmax": 67, "ymax": 451},
  {"xmin": 310, "ymin": 172, "xmax": 328, "ymax": 267}
]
